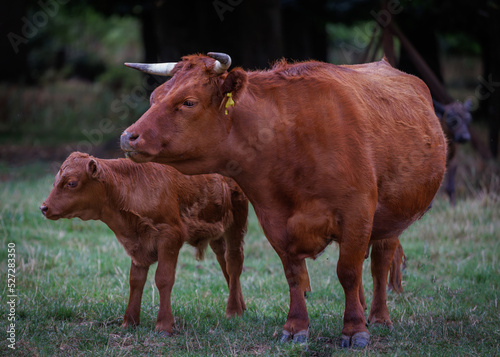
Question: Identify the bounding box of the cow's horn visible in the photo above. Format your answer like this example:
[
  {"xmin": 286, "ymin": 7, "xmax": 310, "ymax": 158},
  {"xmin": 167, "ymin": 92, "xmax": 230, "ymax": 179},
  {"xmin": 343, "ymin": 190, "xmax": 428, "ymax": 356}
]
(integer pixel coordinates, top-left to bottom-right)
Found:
[
  {"xmin": 207, "ymin": 52, "xmax": 232, "ymax": 73},
  {"xmin": 124, "ymin": 62, "xmax": 177, "ymax": 76}
]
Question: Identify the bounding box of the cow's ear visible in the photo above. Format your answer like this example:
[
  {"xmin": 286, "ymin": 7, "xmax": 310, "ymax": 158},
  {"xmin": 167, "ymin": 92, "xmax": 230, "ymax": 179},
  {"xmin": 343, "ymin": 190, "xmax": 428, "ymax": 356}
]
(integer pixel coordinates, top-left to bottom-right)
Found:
[
  {"xmin": 221, "ymin": 68, "xmax": 247, "ymax": 100},
  {"xmin": 87, "ymin": 159, "xmax": 100, "ymax": 180}
]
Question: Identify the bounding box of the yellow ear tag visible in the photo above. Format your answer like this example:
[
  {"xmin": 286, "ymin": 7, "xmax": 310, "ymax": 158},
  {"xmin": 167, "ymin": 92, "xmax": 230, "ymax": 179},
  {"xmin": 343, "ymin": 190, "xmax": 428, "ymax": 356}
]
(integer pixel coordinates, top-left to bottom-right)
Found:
[{"xmin": 225, "ymin": 92, "xmax": 235, "ymax": 115}]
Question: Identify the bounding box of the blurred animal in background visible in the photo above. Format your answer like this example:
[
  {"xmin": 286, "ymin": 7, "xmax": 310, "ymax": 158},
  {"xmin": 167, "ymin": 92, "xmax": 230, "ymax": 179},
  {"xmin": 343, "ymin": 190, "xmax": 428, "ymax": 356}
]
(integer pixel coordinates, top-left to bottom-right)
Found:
[
  {"xmin": 40, "ymin": 152, "xmax": 248, "ymax": 336},
  {"xmin": 433, "ymin": 99, "xmax": 473, "ymax": 205}
]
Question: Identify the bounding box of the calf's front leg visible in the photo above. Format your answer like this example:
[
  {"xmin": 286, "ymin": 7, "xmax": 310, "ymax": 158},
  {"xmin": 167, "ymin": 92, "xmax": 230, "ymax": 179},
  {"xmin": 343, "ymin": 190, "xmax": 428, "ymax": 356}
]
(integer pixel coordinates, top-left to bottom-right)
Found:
[
  {"xmin": 155, "ymin": 233, "xmax": 183, "ymax": 335},
  {"xmin": 122, "ymin": 262, "xmax": 149, "ymax": 328}
]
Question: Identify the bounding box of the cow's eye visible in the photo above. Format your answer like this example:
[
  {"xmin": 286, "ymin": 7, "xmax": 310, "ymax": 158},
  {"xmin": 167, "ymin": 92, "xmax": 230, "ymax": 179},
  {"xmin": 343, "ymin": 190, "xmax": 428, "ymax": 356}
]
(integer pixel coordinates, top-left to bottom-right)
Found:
[
  {"xmin": 66, "ymin": 181, "xmax": 78, "ymax": 188},
  {"xmin": 183, "ymin": 100, "xmax": 196, "ymax": 107}
]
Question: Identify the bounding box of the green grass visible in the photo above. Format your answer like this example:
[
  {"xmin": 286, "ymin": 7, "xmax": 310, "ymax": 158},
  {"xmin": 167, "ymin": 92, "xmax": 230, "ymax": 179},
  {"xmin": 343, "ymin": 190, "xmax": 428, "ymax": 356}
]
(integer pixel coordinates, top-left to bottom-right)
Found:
[{"xmin": 1, "ymin": 163, "xmax": 499, "ymax": 356}]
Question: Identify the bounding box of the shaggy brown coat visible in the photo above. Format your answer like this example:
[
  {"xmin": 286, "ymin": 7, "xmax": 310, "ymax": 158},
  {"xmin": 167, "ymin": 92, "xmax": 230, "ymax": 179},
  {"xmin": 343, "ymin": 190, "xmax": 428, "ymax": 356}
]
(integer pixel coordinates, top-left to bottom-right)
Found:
[{"xmin": 41, "ymin": 152, "xmax": 248, "ymax": 334}]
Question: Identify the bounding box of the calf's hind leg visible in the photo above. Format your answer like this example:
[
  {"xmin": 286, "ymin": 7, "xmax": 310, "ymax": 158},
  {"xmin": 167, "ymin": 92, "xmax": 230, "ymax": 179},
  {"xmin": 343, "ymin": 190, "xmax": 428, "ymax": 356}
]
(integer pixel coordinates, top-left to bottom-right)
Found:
[
  {"xmin": 209, "ymin": 236, "xmax": 246, "ymax": 317},
  {"xmin": 122, "ymin": 262, "xmax": 149, "ymax": 328}
]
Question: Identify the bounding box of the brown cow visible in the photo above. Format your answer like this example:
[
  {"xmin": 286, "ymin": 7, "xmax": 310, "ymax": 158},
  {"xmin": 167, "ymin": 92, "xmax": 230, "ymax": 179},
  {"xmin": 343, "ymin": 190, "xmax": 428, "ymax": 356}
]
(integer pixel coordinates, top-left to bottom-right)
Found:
[
  {"xmin": 120, "ymin": 53, "xmax": 447, "ymax": 347},
  {"xmin": 40, "ymin": 152, "xmax": 248, "ymax": 335}
]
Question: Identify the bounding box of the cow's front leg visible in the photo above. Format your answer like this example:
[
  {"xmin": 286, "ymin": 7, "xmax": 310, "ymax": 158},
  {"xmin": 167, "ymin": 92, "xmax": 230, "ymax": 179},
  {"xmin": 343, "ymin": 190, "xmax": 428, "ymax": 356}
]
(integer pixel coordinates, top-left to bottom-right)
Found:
[
  {"xmin": 155, "ymin": 234, "xmax": 183, "ymax": 335},
  {"xmin": 122, "ymin": 261, "xmax": 149, "ymax": 328},
  {"xmin": 279, "ymin": 256, "xmax": 310, "ymax": 344},
  {"xmin": 337, "ymin": 239, "xmax": 371, "ymax": 348}
]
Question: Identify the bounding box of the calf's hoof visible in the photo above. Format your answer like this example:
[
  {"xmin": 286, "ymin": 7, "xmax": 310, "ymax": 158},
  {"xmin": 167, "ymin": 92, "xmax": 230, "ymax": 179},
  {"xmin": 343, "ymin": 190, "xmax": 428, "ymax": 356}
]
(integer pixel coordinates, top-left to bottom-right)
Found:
[
  {"xmin": 340, "ymin": 331, "xmax": 370, "ymax": 349},
  {"xmin": 368, "ymin": 316, "xmax": 394, "ymax": 330},
  {"xmin": 155, "ymin": 330, "xmax": 173, "ymax": 338},
  {"xmin": 120, "ymin": 319, "xmax": 138, "ymax": 329},
  {"xmin": 279, "ymin": 328, "xmax": 309, "ymax": 344}
]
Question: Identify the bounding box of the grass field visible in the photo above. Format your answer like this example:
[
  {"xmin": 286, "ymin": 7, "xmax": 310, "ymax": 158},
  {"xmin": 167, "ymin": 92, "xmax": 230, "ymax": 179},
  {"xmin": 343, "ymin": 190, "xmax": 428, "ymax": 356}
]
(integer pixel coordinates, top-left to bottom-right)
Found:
[{"xmin": 0, "ymin": 158, "xmax": 499, "ymax": 356}]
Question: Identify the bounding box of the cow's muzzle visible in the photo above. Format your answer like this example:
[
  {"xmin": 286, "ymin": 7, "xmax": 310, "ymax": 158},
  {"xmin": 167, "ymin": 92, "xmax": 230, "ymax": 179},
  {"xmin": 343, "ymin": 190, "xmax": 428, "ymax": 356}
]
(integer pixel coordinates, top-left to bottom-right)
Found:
[
  {"xmin": 120, "ymin": 131, "xmax": 153, "ymax": 162},
  {"xmin": 120, "ymin": 131, "xmax": 139, "ymax": 152}
]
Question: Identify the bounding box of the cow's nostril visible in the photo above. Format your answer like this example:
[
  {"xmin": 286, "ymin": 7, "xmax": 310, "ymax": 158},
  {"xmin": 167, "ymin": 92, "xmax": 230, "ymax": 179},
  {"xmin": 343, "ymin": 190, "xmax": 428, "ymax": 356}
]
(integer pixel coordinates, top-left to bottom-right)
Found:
[
  {"xmin": 40, "ymin": 205, "xmax": 48, "ymax": 216},
  {"xmin": 121, "ymin": 131, "xmax": 140, "ymax": 151}
]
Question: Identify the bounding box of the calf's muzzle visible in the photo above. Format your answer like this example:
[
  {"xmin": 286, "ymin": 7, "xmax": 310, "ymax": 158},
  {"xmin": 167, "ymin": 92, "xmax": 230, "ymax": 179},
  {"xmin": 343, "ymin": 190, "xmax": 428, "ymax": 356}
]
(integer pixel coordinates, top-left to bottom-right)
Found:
[{"xmin": 40, "ymin": 205, "xmax": 48, "ymax": 216}]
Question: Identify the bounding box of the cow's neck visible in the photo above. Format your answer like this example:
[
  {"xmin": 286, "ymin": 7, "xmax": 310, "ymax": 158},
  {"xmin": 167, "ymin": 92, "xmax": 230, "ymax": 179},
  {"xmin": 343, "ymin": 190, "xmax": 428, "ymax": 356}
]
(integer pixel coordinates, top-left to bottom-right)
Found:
[{"xmin": 222, "ymin": 98, "xmax": 282, "ymax": 210}]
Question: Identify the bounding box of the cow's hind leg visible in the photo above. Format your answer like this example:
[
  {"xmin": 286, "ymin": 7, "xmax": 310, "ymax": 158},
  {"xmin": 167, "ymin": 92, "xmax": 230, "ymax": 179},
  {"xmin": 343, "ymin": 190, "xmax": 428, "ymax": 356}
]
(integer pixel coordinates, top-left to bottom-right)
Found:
[{"xmin": 368, "ymin": 237, "xmax": 399, "ymax": 328}]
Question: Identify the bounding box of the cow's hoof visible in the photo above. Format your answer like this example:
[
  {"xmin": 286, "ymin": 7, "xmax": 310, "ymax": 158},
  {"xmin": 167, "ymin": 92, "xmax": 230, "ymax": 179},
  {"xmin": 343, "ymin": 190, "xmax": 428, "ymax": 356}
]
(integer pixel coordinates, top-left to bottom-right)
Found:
[
  {"xmin": 292, "ymin": 328, "xmax": 309, "ymax": 344},
  {"xmin": 340, "ymin": 332, "xmax": 370, "ymax": 348},
  {"xmin": 340, "ymin": 334, "xmax": 351, "ymax": 348},
  {"xmin": 279, "ymin": 328, "xmax": 309, "ymax": 344},
  {"xmin": 279, "ymin": 330, "xmax": 292, "ymax": 343},
  {"xmin": 351, "ymin": 332, "xmax": 370, "ymax": 348}
]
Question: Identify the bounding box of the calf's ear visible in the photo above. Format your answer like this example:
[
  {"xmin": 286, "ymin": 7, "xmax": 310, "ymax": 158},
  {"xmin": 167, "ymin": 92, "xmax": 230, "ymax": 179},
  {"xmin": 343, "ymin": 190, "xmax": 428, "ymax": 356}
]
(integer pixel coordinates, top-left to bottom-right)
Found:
[
  {"xmin": 220, "ymin": 68, "xmax": 247, "ymax": 100},
  {"xmin": 87, "ymin": 159, "xmax": 101, "ymax": 179}
]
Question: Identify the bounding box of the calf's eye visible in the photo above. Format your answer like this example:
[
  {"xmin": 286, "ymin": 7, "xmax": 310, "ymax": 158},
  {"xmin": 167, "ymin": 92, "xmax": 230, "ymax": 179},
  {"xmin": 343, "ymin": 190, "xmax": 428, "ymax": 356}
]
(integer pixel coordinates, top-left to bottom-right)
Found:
[{"xmin": 66, "ymin": 181, "xmax": 78, "ymax": 188}]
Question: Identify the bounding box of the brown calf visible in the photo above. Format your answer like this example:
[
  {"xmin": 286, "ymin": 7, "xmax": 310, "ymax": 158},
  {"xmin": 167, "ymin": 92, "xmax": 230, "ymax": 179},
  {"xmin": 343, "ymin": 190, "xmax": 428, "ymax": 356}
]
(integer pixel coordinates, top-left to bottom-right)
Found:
[
  {"xmin": 40, "ymin": 152, "xmax": 248, "ymax": 335},
  {"xmin": 120, "ymin": 53, "xmax": 447, "ymax": 347}
]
